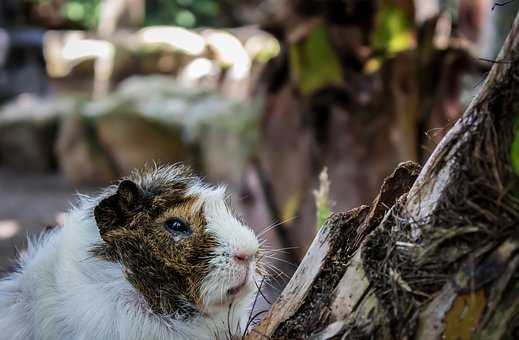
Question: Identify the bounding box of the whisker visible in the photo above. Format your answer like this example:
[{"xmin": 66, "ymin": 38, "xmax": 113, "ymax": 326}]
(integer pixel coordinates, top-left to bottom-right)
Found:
[
  {"xmin": 242, "ymin": 277, "xmax": 266, "ymax": 339},
  {"xmin": 227, "ymin": 301, "xmax": 233, "ymax": 339},
  {"xmin": 261, "ymin": 265, "xmax": 289, "ymax": 285},
  {"xmin": 253, "ymin": 279, "xmax": 273, "ymax": 305},
  {"xmin": 248, "ymin": 309, "xmax": 270, "ymax": 329},
  {"xmin": 262, "ymin": 255, "xmax": 298, "ymax": 268},
  {"xmin": 257, "ymin": 216, "xmax": 297, "ymax": 238},
  {"xmin": 260, "ymin": 246, "xmax": 299, "ymax": 252},
  {"xmin": 256, "ymin": 265, "xmax": 282, "ymax": 278},
  {"xmin": 262, "ymin": 279, "xmax": 283, "ymax": 293},
  {"xmin": 267, "ymin": 270, "xmax": 290, "ymax": 284},
  {"xmin": 259, "ymin": 259, "xmax": 283, "ymax": 272},
  {"xmin": 261, "ymin": 249, "xmax": 294, "ymax": 257}
]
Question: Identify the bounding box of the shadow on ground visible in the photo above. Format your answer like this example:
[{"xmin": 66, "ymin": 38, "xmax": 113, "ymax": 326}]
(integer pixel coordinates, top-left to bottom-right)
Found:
[{"xmin": 0, "ymin": 168, "xmax": 96, "ymax": 275}]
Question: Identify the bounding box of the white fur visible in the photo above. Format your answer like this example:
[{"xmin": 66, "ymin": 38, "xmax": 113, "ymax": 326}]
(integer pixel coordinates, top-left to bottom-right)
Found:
[
  {"xmin": 0, "ymin": 183, "xmax": 260, "ymax": 340},
  {"xmin": 194, "ymin": 186, "xmax": 260, "ymax": 309}
]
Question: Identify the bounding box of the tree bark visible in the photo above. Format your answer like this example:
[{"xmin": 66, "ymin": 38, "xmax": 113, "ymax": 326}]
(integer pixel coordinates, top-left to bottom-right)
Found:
[{"xmin": 247, "ymin": 8, "xmax": 519, "ymax": 340}]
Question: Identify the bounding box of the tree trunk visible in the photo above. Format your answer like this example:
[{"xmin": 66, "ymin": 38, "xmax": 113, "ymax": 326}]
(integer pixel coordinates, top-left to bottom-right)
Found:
[{"xmin": 247, "ymin": 8, "xmax": 519, "ymax": 340}]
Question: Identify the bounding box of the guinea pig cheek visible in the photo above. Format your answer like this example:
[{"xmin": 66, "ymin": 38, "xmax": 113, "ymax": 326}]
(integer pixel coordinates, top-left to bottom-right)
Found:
[
  {"xmin": 196, "ymin": 199, "xmax": 260, "ymax": 308},
  {"xmin": 199, "ymin": 245, "xmax": 257, "ymax": 308}
]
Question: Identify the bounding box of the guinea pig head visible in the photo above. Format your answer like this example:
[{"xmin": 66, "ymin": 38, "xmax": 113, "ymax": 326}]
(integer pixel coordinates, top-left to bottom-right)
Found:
[{"xmin": 91, "ymin": 166, "xmax": 260, "ymax": 317}]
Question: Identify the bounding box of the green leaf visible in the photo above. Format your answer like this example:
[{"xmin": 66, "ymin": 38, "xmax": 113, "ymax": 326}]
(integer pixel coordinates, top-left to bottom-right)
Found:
[
  {"xmin": 65, "ymin": 2, "xmax": 85, "ymax": 22},
  {"xmin": 193, "ymin": 0, "xmax": 219, "ymax": 17},
  {"xmin": 175, "ymin": 9, "xmax": 196, "ymax": 27},
  {"xmin": 372, "ymin": 3, "xmax": 414, "ymax": 54},
  {"xmin": 289, "ymin": 22, "xmax": 343, "ymax": 95}
]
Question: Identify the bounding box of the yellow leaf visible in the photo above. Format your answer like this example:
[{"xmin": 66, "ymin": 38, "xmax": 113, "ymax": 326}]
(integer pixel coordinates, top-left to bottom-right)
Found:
[
  {"xmin": 282, "ymin": 192, "xmax": 301, "ymax": 222},
  {"xmin": 444, "ymin": 290, "xmax": 486, "ymax": 340}
]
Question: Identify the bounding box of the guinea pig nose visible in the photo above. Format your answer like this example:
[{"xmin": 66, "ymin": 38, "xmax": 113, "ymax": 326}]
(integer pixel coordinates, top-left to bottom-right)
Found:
[{"xmin": 232, "ymin": 250, "xmax": 251, "ymax": 263}]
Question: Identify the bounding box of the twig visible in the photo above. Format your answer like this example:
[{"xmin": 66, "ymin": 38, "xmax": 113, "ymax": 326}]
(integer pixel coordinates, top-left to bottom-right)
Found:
[{"xmin": 492, "ymin": 0, "xmax": 516, "ymax": 10}]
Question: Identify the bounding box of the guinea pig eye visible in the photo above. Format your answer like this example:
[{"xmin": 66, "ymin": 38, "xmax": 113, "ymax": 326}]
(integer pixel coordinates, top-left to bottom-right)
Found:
[{"xmin": 164, "ymin": 218, "xmax": 192, "ymax": 237}]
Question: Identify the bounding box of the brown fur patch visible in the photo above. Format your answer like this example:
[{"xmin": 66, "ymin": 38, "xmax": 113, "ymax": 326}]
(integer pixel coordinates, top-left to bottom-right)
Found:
[{"xmin": 91, "ymin": 166, "xmax": 219, "ymax": 317}]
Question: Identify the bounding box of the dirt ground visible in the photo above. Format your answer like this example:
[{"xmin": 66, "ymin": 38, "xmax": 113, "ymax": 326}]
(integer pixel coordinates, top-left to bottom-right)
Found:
[{"xmin": 0, "ymin": 168, "xmax": 96, "ymax": 275}]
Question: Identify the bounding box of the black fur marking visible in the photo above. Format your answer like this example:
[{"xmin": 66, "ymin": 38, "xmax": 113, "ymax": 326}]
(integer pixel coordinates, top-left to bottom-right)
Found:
[{"xmin": 90, "ymin": 166, "xmax": 220, "ymax": 318}]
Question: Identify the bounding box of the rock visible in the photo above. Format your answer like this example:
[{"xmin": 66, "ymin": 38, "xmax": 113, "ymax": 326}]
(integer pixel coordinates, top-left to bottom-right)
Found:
[
  {"xmin": 0, "ymin": 120, "xmax": 57, "ymax": 172},
  {"xmin": 0, "ymin": 95, "xmax": 74, "ymax": 172},
  {"xmin": 95, "ymin": 111, "xmax": 190, "ymax": 176},
  {"xmin": 55, "ymin": 113, "xmax": 118, "ymax": 185},
  {"xmin": 84, "ymin": 75, "xmax": 259, "ymax": 180}
]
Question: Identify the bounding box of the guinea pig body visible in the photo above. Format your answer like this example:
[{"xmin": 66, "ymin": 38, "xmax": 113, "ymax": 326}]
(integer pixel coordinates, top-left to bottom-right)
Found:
[{"xmin": 0, "ymin": 165, "xmax": 262, "ymax": 340}]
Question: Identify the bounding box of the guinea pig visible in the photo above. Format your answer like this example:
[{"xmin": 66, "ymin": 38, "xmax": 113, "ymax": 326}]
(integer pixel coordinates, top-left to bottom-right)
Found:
[{"xmin": 0, "ymin": 164, "xmax": 264, "ymax": 340}]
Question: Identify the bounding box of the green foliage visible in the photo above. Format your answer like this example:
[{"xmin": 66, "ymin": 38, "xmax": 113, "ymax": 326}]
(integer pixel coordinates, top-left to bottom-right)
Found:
[
  {"xmin": 32, "ymin": 0, "xmax": 220, "ymax": 29},
  {"xmin": 372, "ymin": 2, "xmax": 414, "ymax": 54},
  {"xmin": 65, "ymin": 0, "xmax": 100, "ymax": 28},
  {"xmin": 145, "ymin": 0, "xmax": 220, "ymax": 28},
  {"xmin": 313, "ymin": 167, "xmax": 332, "ymax": 230},
  {"xmin": 31, "ymin": 0, "xmax": 100, "ymax": 29},
  {"xmin": 512, "ymin": 114, "xmax": 519, "ymax": 176},
  {"xmin": 316, "ymin": 203, "xmax": 331, "ymax": 230},
  {"xmin": 289, "ymin": 22, "xmax": 343, "ymax": 95},
  {"xmin": 32, "ymin": 0, "xmax": 96, "ymax": 28}
]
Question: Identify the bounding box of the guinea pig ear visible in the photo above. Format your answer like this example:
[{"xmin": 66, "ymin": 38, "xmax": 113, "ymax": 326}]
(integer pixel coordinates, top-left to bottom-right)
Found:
[
  {"xmin": 117, "ymin": 179, "xmax": 144, "ymax": 210},
  {"xmin": 94, "ymin": 180, "xmax": 144, "ymax": 237}
]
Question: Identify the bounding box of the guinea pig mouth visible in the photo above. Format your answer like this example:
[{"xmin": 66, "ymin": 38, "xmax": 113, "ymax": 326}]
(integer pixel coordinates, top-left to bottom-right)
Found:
[{"xmin": 227, "ymin": 280, "xmax": 247, "ymax": 296}]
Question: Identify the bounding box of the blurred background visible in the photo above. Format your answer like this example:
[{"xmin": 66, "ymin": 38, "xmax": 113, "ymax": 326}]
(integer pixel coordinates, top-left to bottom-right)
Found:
[{"xmin": 0, "ymin": 0, "xmax": 518, "ymax": 301}]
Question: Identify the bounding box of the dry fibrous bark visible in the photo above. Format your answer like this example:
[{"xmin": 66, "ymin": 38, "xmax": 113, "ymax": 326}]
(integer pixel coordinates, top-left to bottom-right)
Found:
[
  {"xmin": 247, "ymin": 8, "xmax": 519, "ymax": 340},
  {"xmin": 248, "ymin": 161, "xmax": 421, "ymax": 339}
]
